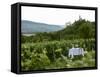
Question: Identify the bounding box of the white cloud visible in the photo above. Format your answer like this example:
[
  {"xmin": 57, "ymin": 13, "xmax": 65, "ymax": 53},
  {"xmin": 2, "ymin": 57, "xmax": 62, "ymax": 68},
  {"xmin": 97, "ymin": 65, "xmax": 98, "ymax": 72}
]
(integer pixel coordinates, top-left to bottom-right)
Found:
[{"xmin": 22, "ymin": 6, "xmax": 95, "ymax": 27}]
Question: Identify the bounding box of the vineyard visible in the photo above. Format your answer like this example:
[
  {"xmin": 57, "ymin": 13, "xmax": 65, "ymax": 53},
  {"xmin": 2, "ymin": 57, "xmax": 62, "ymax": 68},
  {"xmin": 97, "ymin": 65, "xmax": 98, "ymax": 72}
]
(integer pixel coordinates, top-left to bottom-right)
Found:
[
  {"xmin": 21, "ymin": 39, "xmax": 95, "ymax": 71},
  {"xmin": 21, "ymin": 19, "xmax": 96, "ymax": 71}
]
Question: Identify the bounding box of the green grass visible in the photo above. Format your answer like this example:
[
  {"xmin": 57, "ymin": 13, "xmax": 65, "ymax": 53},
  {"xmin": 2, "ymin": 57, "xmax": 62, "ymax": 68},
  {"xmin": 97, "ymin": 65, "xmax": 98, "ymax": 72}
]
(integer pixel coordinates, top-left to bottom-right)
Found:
[{"xmin": 21, "ymin": 39, "xmax": 95, "ymax": 71}]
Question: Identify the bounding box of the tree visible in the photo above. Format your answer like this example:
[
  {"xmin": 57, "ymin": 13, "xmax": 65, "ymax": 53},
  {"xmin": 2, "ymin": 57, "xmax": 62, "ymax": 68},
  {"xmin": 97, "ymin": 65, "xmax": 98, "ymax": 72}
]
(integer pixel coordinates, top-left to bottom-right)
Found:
[
  {"xmin": 78, "ymin": 22, "xmax": 92, "ymax": 39},
  {"xmin": 78, "ymin": 22, "xmax": 93, "ymax": 50}
]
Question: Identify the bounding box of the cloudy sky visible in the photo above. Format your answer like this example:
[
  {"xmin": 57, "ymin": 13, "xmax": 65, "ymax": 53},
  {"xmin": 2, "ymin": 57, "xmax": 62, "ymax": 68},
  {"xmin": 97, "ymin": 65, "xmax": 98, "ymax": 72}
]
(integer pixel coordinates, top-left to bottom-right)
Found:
[{"xmin": 21, "ymin": 6, "xmax": 95, "ymax": 27}]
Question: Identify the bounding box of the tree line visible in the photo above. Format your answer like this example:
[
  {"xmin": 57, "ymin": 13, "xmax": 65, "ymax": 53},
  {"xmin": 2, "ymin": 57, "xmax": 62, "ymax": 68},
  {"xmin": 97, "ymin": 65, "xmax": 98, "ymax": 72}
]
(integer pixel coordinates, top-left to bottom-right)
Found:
[{"xmin": 21, "ymin": 19, "xmax": 95, "ymax": 43}]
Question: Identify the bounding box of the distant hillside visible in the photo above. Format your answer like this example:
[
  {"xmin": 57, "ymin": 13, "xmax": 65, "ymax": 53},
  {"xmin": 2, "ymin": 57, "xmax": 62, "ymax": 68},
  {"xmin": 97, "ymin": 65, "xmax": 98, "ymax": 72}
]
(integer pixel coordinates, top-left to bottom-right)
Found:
[
  {"xmin": 21, "ymin": 19, "xmax": 95, "ymax": 43},
  {"xmin": 21, "ymin": 20, "xmax": 63, "ymax": 34}
]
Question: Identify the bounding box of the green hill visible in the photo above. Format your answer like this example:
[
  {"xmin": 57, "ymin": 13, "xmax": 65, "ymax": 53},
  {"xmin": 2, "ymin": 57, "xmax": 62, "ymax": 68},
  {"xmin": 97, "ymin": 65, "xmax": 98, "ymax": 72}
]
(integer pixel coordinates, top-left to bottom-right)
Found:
[{"xmin": 21, "ymin": 19, "xmax": 95, "ymax": 43}]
